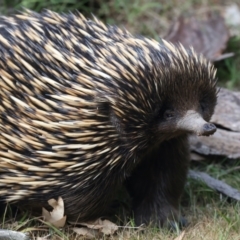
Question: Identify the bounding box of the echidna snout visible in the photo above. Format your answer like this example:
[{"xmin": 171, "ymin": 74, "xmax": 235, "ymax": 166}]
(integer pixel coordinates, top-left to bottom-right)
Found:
[{"xmin": 177, "ymin": 110, "xmax": 217, "ymax": 136}]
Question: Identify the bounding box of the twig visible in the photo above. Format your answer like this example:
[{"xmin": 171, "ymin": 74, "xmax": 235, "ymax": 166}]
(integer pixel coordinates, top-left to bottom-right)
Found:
[
  {"xmin": 213, "ymin": 52, "xmax": 235, "ymax": 61},
  {"xmin": 188, "ymin": 170, "xmax": 240, "ymax": 201}
]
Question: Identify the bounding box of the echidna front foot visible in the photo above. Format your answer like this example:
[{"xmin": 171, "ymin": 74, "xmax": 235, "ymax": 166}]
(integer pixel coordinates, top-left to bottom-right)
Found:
[
  {"xmin": 133, "ymin": 201, "xmax": 185, "ymax": 229},
  {"xmin": 126, "ymin": 136, "xmax": 190, "ymax": 229}
]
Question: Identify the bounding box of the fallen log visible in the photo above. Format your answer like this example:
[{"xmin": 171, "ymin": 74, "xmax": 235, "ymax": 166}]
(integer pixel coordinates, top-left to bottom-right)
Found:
[{"xmin": 189, "ymin": 88, "xmax": 240, "ymax": 160}]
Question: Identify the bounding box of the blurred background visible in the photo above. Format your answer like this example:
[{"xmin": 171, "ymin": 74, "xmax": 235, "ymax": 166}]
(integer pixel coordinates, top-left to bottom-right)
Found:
[{"xmin": 0, "ymin": 0, "xmax": 239, "ymax": 89}]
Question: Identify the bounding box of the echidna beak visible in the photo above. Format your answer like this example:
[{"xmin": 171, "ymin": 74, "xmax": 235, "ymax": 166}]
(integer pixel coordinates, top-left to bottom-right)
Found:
[{"xmin": 177, "ymin": 110, "xmax": 217, "ymax": 137}]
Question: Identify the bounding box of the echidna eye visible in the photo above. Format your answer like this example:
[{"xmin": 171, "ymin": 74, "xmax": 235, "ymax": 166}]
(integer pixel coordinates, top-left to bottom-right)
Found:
[
  {"xmin": 200, "ymin": 101, "xmax": 206, "ymax": 113},
  {"xmin": 163, "ymin": 110, "xmax": 174, "ymax": 120}
]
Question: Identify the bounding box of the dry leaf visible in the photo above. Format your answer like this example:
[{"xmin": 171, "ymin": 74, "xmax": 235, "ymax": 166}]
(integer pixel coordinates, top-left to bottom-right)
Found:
[
  {"xmin": 42, "ymin": 197, "xmax": 66, "ymax": 228},
  {"xmin": 174, "ymin": 230, "xmax": 186, "ymax": 240},
  {"xmin": 190, "ymin": 152, "xmax": 206, "ymax": 161},
  {"xmin": 73, "ymin": 227, "xmax": 99, "ymax": 239},
  {"xmin": 71, "ymin": 218, "xmax": 118, "ymax": 238},
  {"xmin": 37, "ymin": 236, "xmax": 64, "ymax": 240},
  {"xmin": 165, "ymin": 11, "xmax": 229, "ymax": 61},
  {"xmin": 100, "ymin": 219, "xmax": 119, "ymax": 235},
  {"xmin": 79, "ymin": 219, "xmax": 118, "ymax": 235}
]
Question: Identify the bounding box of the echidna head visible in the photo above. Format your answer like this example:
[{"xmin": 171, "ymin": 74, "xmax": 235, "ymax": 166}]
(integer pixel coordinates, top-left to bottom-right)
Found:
[
  {"xmin": 107, "ymin": 39, "xmax": 217, "ymax": 149},
  {"xmin": 151, "ymin": 40, "xmax": 217, "ymax": 140}
]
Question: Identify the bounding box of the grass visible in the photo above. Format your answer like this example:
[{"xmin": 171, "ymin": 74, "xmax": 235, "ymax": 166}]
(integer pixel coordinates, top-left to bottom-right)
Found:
[
  {"xmin": 0, "ymin": 0, "xmax": 239, "ymax": 239},
  {"xmin": 0, "ymin": 0, "xmax": 98, "ymax": 14},
  {"xmin": 216, "ymin": 36, "xmax": 240, "ymax": 89},
  {"xmin": 1, "ymin": 160, "xmax": 240, "ymax": 240}
]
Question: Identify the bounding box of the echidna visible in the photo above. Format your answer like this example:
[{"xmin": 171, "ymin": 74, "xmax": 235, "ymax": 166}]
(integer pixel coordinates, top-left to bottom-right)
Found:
[{"xmin": 0, "ymin": 9, "xmax": 217, "ymax": 227}]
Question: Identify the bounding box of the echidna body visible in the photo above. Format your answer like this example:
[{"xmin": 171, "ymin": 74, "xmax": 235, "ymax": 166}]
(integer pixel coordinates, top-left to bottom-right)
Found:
[{"xmin": 0, "ymin": 10, "xmax": 217, "ymax": 226}]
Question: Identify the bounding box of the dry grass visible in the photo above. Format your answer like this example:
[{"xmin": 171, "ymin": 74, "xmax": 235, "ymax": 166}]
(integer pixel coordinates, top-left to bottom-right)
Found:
[{"xmin": 2, "ymin": 166, "xmax": 240, "ymax": 240}]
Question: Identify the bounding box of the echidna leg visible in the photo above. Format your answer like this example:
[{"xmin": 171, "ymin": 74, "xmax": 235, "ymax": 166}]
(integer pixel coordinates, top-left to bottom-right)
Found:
[{"xmin": 126, "ymin": 135, "xmax": 189, "ymax": 228}]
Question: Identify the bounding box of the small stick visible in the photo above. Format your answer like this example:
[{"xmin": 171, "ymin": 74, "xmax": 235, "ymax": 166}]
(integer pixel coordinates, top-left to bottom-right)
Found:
[{"xmin": 188, "ymin": 170, "xmax": 240, "ymax": 201}]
